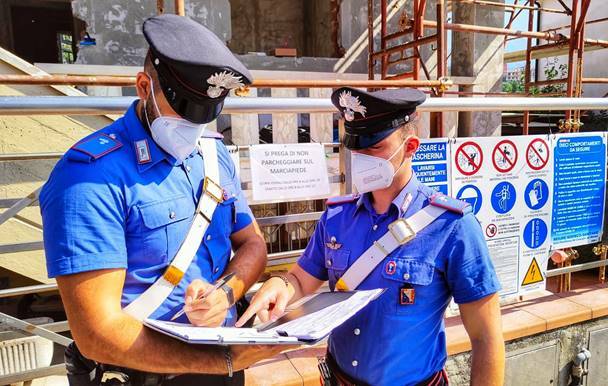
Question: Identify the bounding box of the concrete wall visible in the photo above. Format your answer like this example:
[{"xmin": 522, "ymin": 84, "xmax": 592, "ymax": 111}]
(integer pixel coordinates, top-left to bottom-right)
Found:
[
  {"xmin": 69, "ymin": 0, "xmax": 369, "ymax": 73},
  {"xmin": 538, "ymin": 1, "xmax": 608, "ymax": 98},
  {"xmin": 71, "ymin": 0, "xmax": 231, "ymax": 66},
  {"xmin": 452, "ymin": 1, "xmax": 505, "ymax": 137},
  {"xmin": 447, "ymin": 316, "xmax": 608, "ymax": 386}
]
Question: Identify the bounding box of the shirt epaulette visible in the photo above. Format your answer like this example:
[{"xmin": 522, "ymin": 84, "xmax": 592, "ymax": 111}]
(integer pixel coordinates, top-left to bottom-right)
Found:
[
  {"xmin": 68, "ymin": 133, "xmax": 123, "ymax": 163},
  {"xmin": 326, "ymin": 194, "xmax": 360, "ymax": 206},
  {"xmin": 429, "ymin": 193, "xmax": 472, "ymax": 215}
]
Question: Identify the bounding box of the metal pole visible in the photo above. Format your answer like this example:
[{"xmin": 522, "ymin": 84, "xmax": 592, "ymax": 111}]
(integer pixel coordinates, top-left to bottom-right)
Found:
[
  {"xmin": 3, "ymin": 96, "xmax": 608, "ymax": 115},
  {"xmin": 0, "ymin": 312, "xmax": 72, "ymax": 347},
  {"xmin": 455, "ymin": 0, "xmax": 567, "ymax": 14},
  {"xmin": 433, "ymin": 0, "xmax": 446, "ymax": 137},
  {"xmin": 424, "ymin": 20, "xmax": 608, "ymax": 47},
  {"xmin": 368, "ymin": 0, "xmax": 375, "ymax": 81},
  {"xmin": 0, "ymin": 188, "xmax": 40, "ymax": 227},
  {"xmin": 565, "ymin": 0, "xmax": 579, "ymax": 122},
  {"xmin": 582, "ymin": 78, "xmax": 608, "ymax": 83},
  {"xmin": 0, "ymin": 74, "xmax": 136, "ymax": 86},
  {"xmin": 157, "ymin": 0, "xmax": 164, "ymax": 14},
  {"xmin": 523, "ymin": 1, "xmax": 535, "ymax": 135},
  {"xmin": 175, "ymin": 0, "xmax": 185, "ymax": 16},
  {"xmin": 0, "ymin": 75, "xmax": 452, "ymax": 89},
  {"xmin": 0, "ymin": 284, "xmax": 58, "ymax": 299},
  {"xmin": 381, "ymin": 0, "xmax": 388, "ymax": 79},
  {"xmin": 574, "ymin": 5, "xmax": 587, "ymax": 126},
  {"xmin": 371, "ymin": 34, "xmax": 437, "ymax": 58}
]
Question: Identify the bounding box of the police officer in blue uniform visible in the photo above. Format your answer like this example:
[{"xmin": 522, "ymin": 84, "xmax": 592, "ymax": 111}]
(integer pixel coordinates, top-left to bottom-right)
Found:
[
  {"xmin": 238, "ymin": 87, "xmax": 506, "ymax": 386},
  {"xmin": 40, "ymin": 15, "xmax": 288, "ymax": 386}
]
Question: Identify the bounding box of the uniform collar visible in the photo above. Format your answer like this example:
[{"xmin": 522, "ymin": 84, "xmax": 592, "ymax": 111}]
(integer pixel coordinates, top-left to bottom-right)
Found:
[
  {"xmin": 356, "ymin": 173, "xmax": 421, "ymax": 217},
  {"xmin": 123, "ymin": 100, "xmax": 172, "ymax": 172}
]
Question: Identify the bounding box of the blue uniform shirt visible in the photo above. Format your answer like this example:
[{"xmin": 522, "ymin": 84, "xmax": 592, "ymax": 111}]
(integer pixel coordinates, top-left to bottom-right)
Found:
[
  {"xmin": 298, "ymin": 175, "xmax": 501, "ymax": 386},
  {"xmin": 40, "ymin": 102, "xmax": 253, "ymax": 324}
]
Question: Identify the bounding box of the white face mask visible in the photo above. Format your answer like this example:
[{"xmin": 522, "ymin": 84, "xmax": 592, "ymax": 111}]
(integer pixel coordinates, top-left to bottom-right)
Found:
[
  {"xmin": 351, "ymin": 139, "xmax": 408, "ymax": 194},
  {"xmin": 144, "ymin": 75, "xmax": 206, "ymax": 163}
]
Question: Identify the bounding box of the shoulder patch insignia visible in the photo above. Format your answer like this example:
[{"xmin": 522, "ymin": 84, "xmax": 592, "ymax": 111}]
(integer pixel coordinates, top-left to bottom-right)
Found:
[
  {"xmin": 326, "ymin": 194, "xmax": 360, "ymax": 206},
  {"xmin": 429, "ymin": 193, "xmax": 472, "ymax": 215},
  {"xmin": 70, "ymin": 133, "xmax": 122, "ymax": 162}
]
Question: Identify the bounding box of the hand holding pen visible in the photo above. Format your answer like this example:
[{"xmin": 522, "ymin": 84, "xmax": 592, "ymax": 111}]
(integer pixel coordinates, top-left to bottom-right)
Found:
[{"xmin": 171, "ymin": 272, "xmax": 236, "ymax": 325}]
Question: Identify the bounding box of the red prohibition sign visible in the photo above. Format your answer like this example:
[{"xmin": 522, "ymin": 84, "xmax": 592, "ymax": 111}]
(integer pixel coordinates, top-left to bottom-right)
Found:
[
  {"xmin": 486, "ymin": 224, "xmax": 498, "ymax": 238},
  {"xmin": 492, "ymin": 139, "xmax": 518, "ymax": 173},
  {"xmin": 455, "ymin": 141, "xmax": 483, "ymax": 176},
  {"xmin": 526, "ymin": 138, "xmax": 549, "ymax": 170}
]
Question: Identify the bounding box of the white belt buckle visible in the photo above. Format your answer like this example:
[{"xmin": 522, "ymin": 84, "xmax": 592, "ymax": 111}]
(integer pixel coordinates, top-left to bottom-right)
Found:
[{"xmin": 388, "ymin": 218, "xmax": 416, "ymax": 245}]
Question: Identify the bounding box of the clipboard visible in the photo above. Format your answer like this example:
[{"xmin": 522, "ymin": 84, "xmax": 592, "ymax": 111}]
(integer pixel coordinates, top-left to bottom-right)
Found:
[{"xmin": 144, "ymin": 288, "xmax": 384, "ymax": 345}]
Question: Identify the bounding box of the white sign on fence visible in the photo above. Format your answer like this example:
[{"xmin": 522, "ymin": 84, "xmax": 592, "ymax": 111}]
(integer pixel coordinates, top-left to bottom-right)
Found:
[{"xmin": 249, "ymin": 143, "xmax": 330, "ymax": 202}]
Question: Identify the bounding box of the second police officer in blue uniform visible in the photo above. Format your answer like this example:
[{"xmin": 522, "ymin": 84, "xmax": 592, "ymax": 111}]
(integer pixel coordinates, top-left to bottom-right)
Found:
[
  {"xmin": 238, "ymin": 87, "xmax": 506, "ymax": 386},
  {"xmin": 40, "ymin": 15, "xmax": 290, "ymax": 386}
]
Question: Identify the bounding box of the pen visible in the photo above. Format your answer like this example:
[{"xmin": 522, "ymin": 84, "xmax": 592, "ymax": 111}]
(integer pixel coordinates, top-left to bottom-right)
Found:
[{"xmin": 170, "ymin": 272, "xmax": 236, "ymax": 321}]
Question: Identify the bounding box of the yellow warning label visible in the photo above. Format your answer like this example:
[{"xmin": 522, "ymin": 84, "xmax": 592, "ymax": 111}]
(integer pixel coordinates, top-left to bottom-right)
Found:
[{"xmin": 522, "ymin": 257, "xmax": 544, "ymax": 286}]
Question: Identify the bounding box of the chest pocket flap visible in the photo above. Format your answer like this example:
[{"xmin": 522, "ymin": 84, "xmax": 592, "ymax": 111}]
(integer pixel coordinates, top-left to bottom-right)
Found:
[
  {"xmin": 381, "ymin": 258, "xmax": 434, "ymax": 285},
  {"xmin": 139, "ymin": 195, "xmax": 192, "ymax": 229},
  {"xmin": 325, "ymin": 249, "xmax": 350, "ymax": 270}
]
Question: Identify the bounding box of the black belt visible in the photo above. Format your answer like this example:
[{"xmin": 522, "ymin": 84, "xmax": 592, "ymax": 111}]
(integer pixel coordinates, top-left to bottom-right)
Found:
[
  {"xmin": 65, "ymin": 342, "xmax": 244, "ymax": 386},
  {"xmin": 322, "ymin": 352, "xmax": 449, "ymax": 386}
]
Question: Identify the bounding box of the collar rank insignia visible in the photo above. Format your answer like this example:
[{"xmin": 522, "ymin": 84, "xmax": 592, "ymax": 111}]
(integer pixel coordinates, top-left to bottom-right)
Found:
[
  {"xmin": 135, "ymin": 139, "xmax": 151, "ymax": 164},
  {"xmin": 326, "ymin": 236, "xmax": 342, "ymax": 250},
  {"xmin": 206, "ymin": 71, "xmax": 244, "ymax": 98},
  {"xmin": 338, "ymin": 90, "xmax": 367, "ymax": 121}
]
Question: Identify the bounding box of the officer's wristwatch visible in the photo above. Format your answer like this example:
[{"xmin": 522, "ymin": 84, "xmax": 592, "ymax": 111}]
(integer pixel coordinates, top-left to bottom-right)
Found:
[{"xmin": 220, "ymin": 283, "xmax": 235, "ymax": 306}]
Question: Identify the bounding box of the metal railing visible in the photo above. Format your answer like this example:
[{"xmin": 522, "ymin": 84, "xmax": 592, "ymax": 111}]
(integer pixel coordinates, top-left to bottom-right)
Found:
[
  {"xmin": 2, "ymin": 96, "xmax": 608, "ymax": 115},
  {"xmin": 1, "ymin": 96, "xmax": 608, "ymax": 384}
]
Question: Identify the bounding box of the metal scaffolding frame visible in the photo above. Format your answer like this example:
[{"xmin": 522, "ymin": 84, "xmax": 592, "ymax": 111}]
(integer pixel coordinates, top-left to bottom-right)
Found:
[{"xmin": 367, "ymin": 0, "xmax": 608, "ymax": 136}]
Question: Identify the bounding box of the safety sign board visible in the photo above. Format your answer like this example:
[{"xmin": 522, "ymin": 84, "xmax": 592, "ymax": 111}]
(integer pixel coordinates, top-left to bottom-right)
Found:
[
  {"xmin": 551, "ymin": 133, "xmax": 607, "ymax": 249},
  {"xmin": 492, "ymin": 139, "xmax": 518, "ymax": 173},
  {"xmin": 451, "ymin": 135, "xmax": 555, "ymax": 296},
  {"xmin": 521, "ymin": 257, "xmax": 544, "ymax": 286},
  {"xmin": 455, "ymin": 141, "xmax": 483, "ymax": 176}
]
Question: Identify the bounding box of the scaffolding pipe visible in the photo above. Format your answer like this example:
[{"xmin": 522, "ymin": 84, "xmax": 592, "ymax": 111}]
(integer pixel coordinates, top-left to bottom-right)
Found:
[
  {"xmin": 543, "ymin": 16, "xmax": 608, "ymax": 33},
  {"xmin": 582, "ymin": 78, "xmax": 608, "ymax": 84},
  {"xmin": 175, "ymin": 0, "xmax": 185, "ymax": 16},
  {"xmin": 565, "ymin": 0, "xmax": 580, "ymax": 121},
  {"xmin": 367, "ymin": 0, "xmax": 375, "ymax": 80},
  {"xmin": 453, "ymin": 0, "xmax": 567, "ymax": 14},
  {"xmin": 2, "ymin": 96, "xmax": 608, "ymax": 115},
  {"xmin": 371, "ymin": 34, "xmax": 437, "ymax": 58},
  {"xmin": 0, "ymin": 75, "xmax": 453, "ymax": 89},
  {"xmin": 424, "ymin": 20, "xmax": 608, "ymax": 47}
]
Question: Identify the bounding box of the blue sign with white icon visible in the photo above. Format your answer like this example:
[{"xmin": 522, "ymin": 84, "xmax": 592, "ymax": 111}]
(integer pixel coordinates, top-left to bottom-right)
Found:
[
  {"xmin": 524, "ymin": 179, "xmax": 549, "ymax": 210},
  {"xmin": 523, "ymin": 218, "xmax": 548, "ymax": 249},
  {"xmin": 413, "ymin": 140, "xmax": 450, "ymax": 195},
  {"xmin": 456, "ymin": 184, "xmax": 482, "ymax": 215},
  {"xmin": 491, "ymin": 181, "xmax": 516, "ymax": 214}
]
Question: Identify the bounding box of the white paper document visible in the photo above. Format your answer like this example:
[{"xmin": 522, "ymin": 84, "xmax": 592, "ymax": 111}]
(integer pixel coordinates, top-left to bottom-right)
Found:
[{"xmin": 144, "ymin": 289, "xmax": 383, "ymax": 345}]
